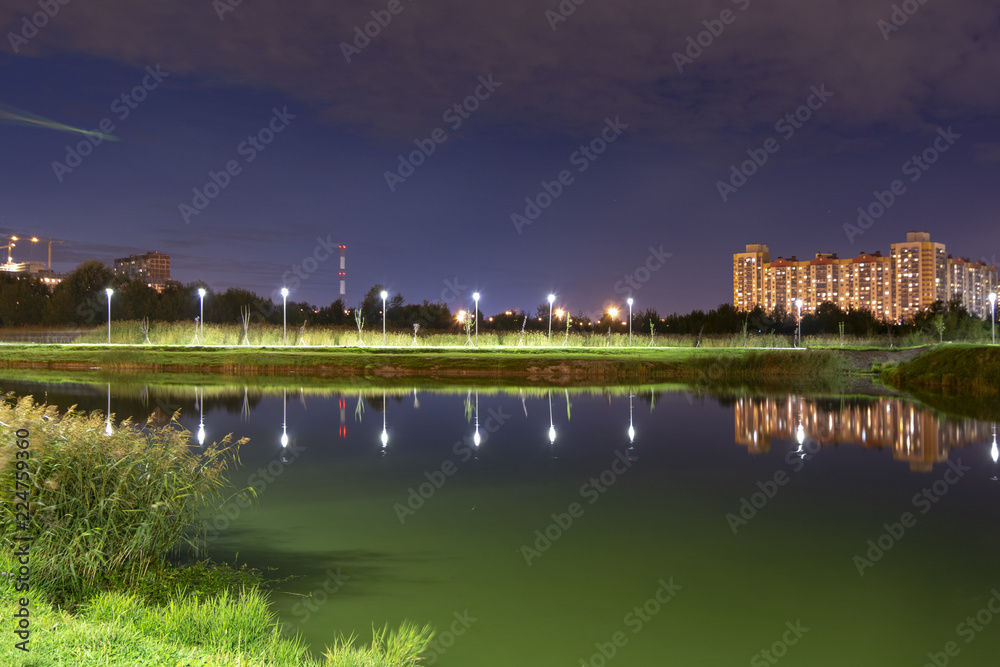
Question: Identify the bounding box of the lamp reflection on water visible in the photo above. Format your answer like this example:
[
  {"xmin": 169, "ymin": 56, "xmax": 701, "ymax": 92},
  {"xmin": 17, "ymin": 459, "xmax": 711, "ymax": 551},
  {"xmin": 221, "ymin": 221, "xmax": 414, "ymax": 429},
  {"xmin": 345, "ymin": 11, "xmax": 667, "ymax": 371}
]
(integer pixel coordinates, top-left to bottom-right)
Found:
[
  {"xmin": 991, "ymin": 424, "xmax": 998, "ymax": 481},
  {"xmin": 547, "ymin": 390, "xmax": 556, "ymax": 449},
  {"xmin": 197, "ymin": 387, "xmax": 205, "ymax": 446},
  {"xmin": 626, "ymin": 392, "xmax": 637, "ymax": 461},
  {"xmin": 105, "ymin": 383, "xmax": 113, "ymax": 437},
  {"xmin": 380, "ymin": 390, "xmax": 389, "ymax": 455}
]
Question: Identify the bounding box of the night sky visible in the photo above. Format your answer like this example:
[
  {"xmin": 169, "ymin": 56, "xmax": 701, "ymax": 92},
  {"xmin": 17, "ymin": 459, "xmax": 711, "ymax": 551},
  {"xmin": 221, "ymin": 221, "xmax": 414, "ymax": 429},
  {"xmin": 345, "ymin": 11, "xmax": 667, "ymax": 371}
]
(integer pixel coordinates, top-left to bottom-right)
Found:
[{"xmin": 2, "ymin": 0, "xmax": 999, "ymax": 318}]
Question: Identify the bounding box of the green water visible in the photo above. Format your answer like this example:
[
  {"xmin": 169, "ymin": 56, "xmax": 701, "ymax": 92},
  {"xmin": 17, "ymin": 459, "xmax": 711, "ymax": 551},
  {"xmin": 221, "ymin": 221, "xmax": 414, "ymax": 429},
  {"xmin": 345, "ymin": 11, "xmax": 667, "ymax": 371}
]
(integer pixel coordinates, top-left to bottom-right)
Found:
[{"xmin": 6, "ymin": 378, "xmax": 1000, "ymax": 665}]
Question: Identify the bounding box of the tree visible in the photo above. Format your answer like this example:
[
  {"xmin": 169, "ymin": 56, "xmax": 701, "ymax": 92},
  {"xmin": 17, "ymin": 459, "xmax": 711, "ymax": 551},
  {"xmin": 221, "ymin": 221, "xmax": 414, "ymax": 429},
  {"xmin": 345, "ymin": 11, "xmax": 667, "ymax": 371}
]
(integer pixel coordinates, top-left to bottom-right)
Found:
[
  {"xmin": 45, "ymin": 259, "xmax": 115, "ymax": 326},
  {"xmin": 0, "ymin": 275, "xmax": 49, "ymax": 326}
]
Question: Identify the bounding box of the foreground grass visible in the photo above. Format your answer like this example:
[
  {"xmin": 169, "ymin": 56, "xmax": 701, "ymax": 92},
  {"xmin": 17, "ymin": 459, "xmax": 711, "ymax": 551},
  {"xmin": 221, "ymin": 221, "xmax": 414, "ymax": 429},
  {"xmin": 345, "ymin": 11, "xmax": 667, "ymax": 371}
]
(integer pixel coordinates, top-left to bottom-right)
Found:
[
  {"xmin": 0, "ymin": 398, "xmax": 433, "ymax": 666},
  {"xmin": 0, "ymin": 572, "xmax": 432, "ymax": 667}
]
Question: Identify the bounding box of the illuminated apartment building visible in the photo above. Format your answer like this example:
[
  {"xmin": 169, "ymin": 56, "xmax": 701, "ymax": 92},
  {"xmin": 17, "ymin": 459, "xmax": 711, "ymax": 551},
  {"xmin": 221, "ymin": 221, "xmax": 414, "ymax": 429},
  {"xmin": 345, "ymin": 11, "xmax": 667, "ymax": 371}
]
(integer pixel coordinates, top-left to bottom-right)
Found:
[
  {"xmin": 949, "ymin": 256, "xmax": 998, "ymax": 318},
  {"xmin": 113, "ymin": 251, "xmax": 172, "ymax": 291},
  {"xmin": 889, "ymin": 232, "xmax": 948, "ymax": 320},
  {"xmin": 734, "ymin": 232, "xmax": 997, "ymax": 321},
  {"xmin": 732, "ymin": 243, "xmax": 770, "ymax": 311}
]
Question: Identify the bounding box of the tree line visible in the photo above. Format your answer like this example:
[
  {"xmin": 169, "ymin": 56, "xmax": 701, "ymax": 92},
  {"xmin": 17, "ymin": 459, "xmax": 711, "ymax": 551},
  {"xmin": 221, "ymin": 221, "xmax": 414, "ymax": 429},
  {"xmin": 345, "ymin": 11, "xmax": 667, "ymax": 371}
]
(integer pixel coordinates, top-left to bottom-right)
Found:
[{"xmin": 0, "ymin": 260, "xmax": 991, "ymax": 340}]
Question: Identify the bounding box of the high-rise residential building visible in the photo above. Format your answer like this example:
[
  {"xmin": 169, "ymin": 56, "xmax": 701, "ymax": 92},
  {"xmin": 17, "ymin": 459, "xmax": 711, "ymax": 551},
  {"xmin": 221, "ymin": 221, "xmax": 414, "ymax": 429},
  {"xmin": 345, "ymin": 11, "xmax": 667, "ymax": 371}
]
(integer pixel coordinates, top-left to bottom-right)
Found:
[
  {"xmin": 113, "ymin": 251, "xmax": 172, "ymax": 290},
  {"xmin": 889, "ymin": 232, "xmax": 948, "ymax": 320},
  {"xmin": 733, "ymin": 232, "xmax": 997, "ymax": 321},
  {"xmin": 733, "ymin": 243, "xmax": 770, "ymax": 312}
]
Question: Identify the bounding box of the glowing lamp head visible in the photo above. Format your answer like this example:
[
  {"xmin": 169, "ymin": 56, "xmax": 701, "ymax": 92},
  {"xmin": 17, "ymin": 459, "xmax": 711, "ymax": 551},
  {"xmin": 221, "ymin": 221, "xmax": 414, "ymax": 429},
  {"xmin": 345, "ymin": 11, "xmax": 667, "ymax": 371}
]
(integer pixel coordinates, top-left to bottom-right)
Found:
[
  {"xmin": 380, "ymin": 428, "xmax": 389, "ymax": 449},
  {"xmin": 795, "ymin": 299, "xmax": 803, "ymax": 309},
  {"xmin": 105, "ymin": 288, "xmax": 113, "ymax": 298},
  {"xmin": 380, "ymin": 290, "xmax": 388, "ymax": 300},
  {"xmin": 280, "ymin": 287, "xmax": 289, "ymax": 298},
  {"xmin": 547, "ymin": 294, "xmax": 555, "ymax": 305},
  {"xmin": 627, "ymin": 297, "xmax": 633, "ymax": 307},
  {"xmin": 628, "ymin": 424, "xmax": 635, "ymax": 443},
  {"xmin": 198, "ymin": 288, "xmax": 207, "ymax": 298},
  {"xmin": 280, "ymin": 432, "xmax": 288, "ymax": 448},
  {"xmin": 473, "ymin": 292, "xmax": 480, "ymax": 302},
  {"xmin": 474, "ymin": 429, "xmax": 481, "ymax": 447},
  {"xmin": 990, "ymin": 292, "xmax": 997, "ymax": 305},
  {"xmin": 548, "ymin": 425, "xmax": 556, "ymax": 444},
  {"xmin": 197, "ymin": 423, "xmax": 205, "ymax": 446}
]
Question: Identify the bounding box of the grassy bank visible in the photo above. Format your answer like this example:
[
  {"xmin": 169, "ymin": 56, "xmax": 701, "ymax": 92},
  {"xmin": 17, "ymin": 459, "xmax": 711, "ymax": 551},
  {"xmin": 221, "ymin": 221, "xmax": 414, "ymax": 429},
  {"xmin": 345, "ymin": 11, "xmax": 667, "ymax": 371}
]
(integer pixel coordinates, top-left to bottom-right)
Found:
[
  {"xmin": 0, "ymin": 342, "xmax": 851, "ymax": 384},
  {"xmin": 0, "ymin": 397, "xmax": 433, "ymax": 666},
  {"xmin": 880, "ymin": 345, "xmax": 1000, "ymax": 420}
]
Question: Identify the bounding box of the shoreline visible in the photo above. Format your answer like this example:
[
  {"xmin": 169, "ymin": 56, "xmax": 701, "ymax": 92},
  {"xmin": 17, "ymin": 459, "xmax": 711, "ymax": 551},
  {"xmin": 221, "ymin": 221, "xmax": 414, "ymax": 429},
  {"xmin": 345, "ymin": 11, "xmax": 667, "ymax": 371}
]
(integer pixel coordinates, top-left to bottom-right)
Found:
[{"xmin": 0, "ymin": 342, "xmax": 928, "ymax": 381}]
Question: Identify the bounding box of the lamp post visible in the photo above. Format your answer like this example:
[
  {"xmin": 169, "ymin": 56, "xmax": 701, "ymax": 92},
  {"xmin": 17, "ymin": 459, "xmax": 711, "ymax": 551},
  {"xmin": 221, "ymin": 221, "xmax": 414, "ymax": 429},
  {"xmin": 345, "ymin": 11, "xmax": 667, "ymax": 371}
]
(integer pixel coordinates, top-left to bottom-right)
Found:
[
  {"xmin": 381, "ymin": 290, "xmax": 388, "ymax": 345},
  {"xmin": 473, "ymin": 292, "xmax": 480, "ymax": 346},
  {"xmin": 198, "ymin": 288, "xmax": 206, "ymax": 345},
  {"xmin": 627, "ymin": 297, "xmax": 634, "ymax": 347},
  {"xmin": 280, "ymin": 288, "xmax": 289, "ymax": 345},
  {"xmin": 105, "ymin": 288, "xmax": 114, "ymax": 344},
  {"xmin": 795, "ymin": 298, "xmax": 804, "ymax": 348},
  {"xmin": 547, "ymin": 294, "xmax": 555, "ymax": 345},
  {"xmin": 990, "ymin": 292, "xmax": 997, "ymax": 345}
]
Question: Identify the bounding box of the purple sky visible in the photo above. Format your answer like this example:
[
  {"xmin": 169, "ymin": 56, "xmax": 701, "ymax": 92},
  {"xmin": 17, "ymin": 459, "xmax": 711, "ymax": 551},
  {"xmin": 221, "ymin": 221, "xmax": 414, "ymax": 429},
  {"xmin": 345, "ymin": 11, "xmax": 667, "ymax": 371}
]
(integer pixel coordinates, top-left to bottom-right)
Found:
[{"xmin": 2, "ymin": 0, "xmax": 999, "ymax": 318}]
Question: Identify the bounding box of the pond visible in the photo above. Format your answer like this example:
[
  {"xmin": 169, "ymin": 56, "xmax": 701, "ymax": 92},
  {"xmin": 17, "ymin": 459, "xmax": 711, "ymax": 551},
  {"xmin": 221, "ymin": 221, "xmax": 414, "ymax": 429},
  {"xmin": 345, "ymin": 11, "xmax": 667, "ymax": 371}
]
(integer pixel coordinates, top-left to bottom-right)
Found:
[{"xmin": 5, "ymin": 376, "xmax": 1000, "ymax": 666}]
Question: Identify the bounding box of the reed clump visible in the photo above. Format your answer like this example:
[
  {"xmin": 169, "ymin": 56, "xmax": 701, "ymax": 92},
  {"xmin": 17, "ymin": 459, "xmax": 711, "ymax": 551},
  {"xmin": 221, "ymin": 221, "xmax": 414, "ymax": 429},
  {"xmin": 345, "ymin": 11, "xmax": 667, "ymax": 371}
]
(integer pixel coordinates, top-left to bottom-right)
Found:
[{"xmin": 0, "ymin": 395, "xmax": 243, "ymax": 604}]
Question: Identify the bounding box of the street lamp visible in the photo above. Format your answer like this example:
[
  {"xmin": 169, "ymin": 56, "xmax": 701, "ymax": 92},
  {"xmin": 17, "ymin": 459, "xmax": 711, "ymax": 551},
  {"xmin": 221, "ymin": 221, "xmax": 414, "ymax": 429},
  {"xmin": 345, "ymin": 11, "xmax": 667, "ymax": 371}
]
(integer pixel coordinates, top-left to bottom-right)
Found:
[
  {"xmin": 990, "ymin": 292, "xmax": 997, "ymax": 345},
  {"xmin": 105, "ymin": 288, "xmax": 114, "ymax": 344},
  {"xmin": 198, "ymin": 288, "xmax": 206, "ymax": 345},
  {"xmin": 627, "ymin": 297, "xmax": 634, "ymax": 347},
  {"xmin": 473, "ymin": 292, "xmax": 480, "ymax": 346},
  {"xmin": 280, "ymin": 288, "xmax": 289, "ymax": 345},
  {"xmin": 795, "ymin": 298, "xmax": 804, "ymax": 348},
  {"xmin": 547, "ymin": 294, "xmax": 555, "ymax": 345},
  {"xmin": 381, "ymin": 290, "xmax": 388, "ymax": 345}
]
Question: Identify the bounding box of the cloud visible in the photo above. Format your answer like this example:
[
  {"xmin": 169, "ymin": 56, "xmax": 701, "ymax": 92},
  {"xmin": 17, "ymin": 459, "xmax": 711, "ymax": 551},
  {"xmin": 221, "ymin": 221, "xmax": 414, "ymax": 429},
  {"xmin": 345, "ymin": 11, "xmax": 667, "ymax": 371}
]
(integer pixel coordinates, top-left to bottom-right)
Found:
[{"xmin": 3, "ymin": 0, "xmax": 998, "ymax": 149}]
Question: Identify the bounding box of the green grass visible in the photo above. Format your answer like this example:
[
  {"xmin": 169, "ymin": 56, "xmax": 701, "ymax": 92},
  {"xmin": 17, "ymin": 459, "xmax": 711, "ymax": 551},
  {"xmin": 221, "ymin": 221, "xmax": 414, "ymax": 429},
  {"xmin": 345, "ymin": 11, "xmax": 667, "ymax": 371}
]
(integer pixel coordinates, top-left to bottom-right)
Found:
[
  {"xmin": 880, "ymin": 344, "xmax": 1000, "ymax": 420},
  {"xmin": 0, "ymin": 341, "xmax": 848, "ymax": 386},
  {"xmin": 0, "ymin": 397, "xmax": 435, "ymax": 666}
]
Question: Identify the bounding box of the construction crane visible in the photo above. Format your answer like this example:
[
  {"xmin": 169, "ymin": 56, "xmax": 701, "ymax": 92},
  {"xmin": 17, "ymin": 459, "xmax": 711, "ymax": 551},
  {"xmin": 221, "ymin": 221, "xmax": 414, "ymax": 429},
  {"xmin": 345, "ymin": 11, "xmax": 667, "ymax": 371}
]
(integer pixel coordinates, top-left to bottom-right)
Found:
[
  {"xmin": 40, "ymin": 237, "xmax": 64, "ymax": 272},
  {"xmin": 2, "ymin": 236, "xmax": 15, "ymax": 264},
  {"xmin": 21, "ymin": 236, "xmax": 65, "ymax": 272}
]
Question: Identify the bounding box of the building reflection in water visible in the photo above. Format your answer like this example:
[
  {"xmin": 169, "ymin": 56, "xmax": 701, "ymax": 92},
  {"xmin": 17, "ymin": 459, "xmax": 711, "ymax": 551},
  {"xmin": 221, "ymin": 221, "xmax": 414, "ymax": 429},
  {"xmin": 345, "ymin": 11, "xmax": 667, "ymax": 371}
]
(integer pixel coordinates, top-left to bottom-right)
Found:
[{"xmin": 735, "ymin": 396, "xmax": 995, "ymax": 472}]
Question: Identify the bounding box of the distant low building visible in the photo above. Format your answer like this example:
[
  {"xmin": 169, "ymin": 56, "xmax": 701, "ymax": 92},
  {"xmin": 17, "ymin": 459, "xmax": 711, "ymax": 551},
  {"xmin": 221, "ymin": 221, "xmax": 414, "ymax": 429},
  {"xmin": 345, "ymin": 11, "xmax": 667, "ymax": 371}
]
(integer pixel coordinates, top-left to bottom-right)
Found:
[
  {"xmin": 114, "ymin": 251, "xmax": 173, "ymax": 292},
  {"xmin": 0, "ymin": 260, "xmax": 64, "ymax": 289}
]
